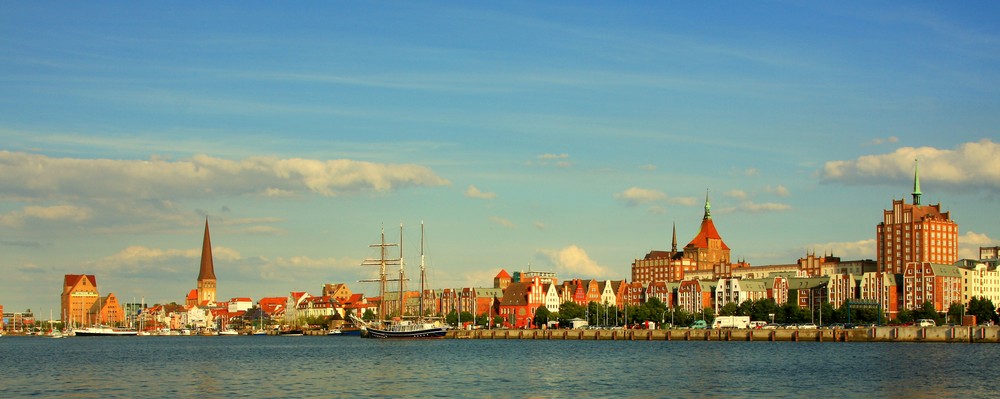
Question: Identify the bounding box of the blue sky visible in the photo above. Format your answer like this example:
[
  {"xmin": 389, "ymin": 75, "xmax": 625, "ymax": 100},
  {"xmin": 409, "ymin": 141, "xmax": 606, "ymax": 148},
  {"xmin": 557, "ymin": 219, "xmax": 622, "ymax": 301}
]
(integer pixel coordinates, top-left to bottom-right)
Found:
[{"xmin": 2, "ymin": 2, "xmax": 999, "ymax": 316}]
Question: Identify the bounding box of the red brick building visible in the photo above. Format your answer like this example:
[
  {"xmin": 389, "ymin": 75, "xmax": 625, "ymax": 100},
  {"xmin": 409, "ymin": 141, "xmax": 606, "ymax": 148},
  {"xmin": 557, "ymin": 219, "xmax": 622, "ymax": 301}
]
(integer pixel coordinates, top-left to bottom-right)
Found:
[
  {"xmin": 902, "ymin": 262, "xmax": 962, "ymax": 312},
  {"xmin": 61, "ymin": 274, "xmax": 99, "ymax": 327},
  {"xmin": 877, "ymin": 161, "xmax": 958, "ymax": 274}
]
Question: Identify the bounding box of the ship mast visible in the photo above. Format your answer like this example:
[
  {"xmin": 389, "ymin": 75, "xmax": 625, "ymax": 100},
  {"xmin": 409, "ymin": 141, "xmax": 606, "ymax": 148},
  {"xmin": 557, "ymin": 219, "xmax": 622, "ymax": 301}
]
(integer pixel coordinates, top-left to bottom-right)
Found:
[
  {"xmin": 360, "ymin": 226, "xmax": 400, "ymax": 322},
  {"xmin": 419, "ymin": 221, "xmax": 426, "ymax": 319},
  {"xmin": 398, "ymin": 224, "xmax": 406, "ymax": 319}
]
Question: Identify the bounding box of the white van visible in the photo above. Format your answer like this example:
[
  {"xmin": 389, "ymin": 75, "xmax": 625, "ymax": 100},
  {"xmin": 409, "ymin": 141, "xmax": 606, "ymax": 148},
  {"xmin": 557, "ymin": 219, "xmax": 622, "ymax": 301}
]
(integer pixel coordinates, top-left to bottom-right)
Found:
[{"xmin": 916, "ymin": 319, "xmax": 936, "ymax": 327}]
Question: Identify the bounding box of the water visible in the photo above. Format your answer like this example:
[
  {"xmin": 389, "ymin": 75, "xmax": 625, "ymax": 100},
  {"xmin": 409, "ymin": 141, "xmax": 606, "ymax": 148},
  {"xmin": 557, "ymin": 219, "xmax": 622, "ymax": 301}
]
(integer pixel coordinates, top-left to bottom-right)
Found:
[{"xmin": 1, "ymin": 336, "xmax": 996, "ymax": 398}]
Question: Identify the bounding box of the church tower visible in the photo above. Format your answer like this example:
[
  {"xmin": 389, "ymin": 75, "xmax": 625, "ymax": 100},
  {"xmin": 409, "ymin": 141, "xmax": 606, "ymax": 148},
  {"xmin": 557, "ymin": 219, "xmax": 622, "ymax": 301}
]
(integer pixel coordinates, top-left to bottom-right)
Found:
[
  {"xmin": 683, "ymin": 191, "xmax": 731, "ymax": 271},
  {"xmin": 197, "ymin": 218, "xmax": 217, "ymax": 306}
]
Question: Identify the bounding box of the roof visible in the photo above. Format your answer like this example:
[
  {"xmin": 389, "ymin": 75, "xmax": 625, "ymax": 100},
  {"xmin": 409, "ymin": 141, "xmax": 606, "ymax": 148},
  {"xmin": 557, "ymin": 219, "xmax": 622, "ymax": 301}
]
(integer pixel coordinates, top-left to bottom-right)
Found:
[
  {"xmin": 686, "ymin": 217, "xmax": 730, "ymax": 250},
  {"xmin": 495, "ymin": 269, "xmax": 511, "ymax": 279},
  {"xmin": 198, "ymin": 219, "xmax": 217, "ymax": 280},
  {"xmin": 186, "ymin": 289, "xmax": 198, "ymax": 300},
  {"xmin": 500, "ymin": 282, "xmax": 531, "ymax": 306},
  {"xmin": 64, "ymin": 274, "xmax": 97, "ymax": 289}
]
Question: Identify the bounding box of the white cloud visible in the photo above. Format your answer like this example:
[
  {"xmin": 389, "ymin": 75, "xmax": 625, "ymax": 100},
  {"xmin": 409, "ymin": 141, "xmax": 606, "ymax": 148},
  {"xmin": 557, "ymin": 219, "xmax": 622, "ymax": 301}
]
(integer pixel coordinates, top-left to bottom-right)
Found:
[
  {"xmin": 800, "ymin": 239, "xmax": 876, "ymax": 260},
  {"xmin": 867, "ymin": 136, "xmax": 900, "ymax": 146},
  {"xmin": 490, "ymin": 216, "xmax": 514, "ymax": 228},
  {"xmin": 821, "ymin": 139, "xmax": 1000, "ymax": 191},
  {"xmin": 0, "ymin": 204, "xmax": 91, "ymax": 227},
  {"xmin": 726, "ymin": 190, "xmax": 748, "ymax": 200},
  {"xmin": 0, "ymin": 151, "xmax": 451, "ymax": 201},
  {"xmin": 960, "ymin": 231, "xmax": 996, "ymax": 260},
  {"xmin": 533, "ymin": 221, "xmax": 546, "ymax": 230},
  {"xmin": 640, "ymin": 164, "xmax": 657, "ymax": 171},
  {"xmin": 538, "ymin": 245, "xmax": 609, "ymax": 278},
  {"xmin": 739, "ymin": 201, "xmax": 792, "ymax": 213},
  {"xmin": 614, "ymin": 187, "xmax": 667, "ymax": 206},
  {"xmin": 766, "ymin": 185, "xmax": 791, "ymax": 197},
  {"xmin": 465, "ymin": 185, "xmax": 497, "ymax": 200},
  {"xmin": 531, "ymin": 153, "xmax": 572, "ymax": 168}
]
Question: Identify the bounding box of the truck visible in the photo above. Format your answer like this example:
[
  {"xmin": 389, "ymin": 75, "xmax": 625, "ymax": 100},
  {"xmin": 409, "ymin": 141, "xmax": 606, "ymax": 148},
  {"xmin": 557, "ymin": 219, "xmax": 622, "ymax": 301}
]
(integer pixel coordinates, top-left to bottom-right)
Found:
[{"xmin": 712, "ymin": 316, "xmax": 751, "ymax": 329}]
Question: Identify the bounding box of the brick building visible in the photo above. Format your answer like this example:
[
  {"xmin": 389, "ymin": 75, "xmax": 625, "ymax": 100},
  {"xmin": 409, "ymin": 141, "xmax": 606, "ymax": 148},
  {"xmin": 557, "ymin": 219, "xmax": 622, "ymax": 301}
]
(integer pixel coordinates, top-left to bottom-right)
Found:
[{"xmin": 877, "ymin": 161, "xmax": 958, "ymax": 274}]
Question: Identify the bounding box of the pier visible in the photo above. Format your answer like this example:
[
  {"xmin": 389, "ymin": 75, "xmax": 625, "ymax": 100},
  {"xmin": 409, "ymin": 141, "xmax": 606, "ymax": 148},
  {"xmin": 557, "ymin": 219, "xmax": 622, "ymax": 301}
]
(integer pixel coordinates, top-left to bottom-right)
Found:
[{"xmin": 446, "ymin": 326, "xmax": 1000, "ymax": 343}]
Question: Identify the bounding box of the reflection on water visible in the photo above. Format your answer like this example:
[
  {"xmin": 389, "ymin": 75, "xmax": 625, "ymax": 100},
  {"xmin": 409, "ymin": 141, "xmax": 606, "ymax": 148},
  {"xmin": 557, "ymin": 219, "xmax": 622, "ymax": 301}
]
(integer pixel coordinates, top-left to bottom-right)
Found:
[{"xmin": 0, "ymin": 336, "xmax": 996, "ymax": 398}]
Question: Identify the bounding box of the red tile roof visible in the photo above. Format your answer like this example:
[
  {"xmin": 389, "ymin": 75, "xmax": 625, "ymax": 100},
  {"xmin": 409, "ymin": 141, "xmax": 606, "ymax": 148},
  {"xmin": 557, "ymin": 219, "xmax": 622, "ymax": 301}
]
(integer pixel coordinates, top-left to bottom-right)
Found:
[
  {"xmin": 686, "ymin": 218, "xmax": 730, "ymax": 250},
  {"xmin": 495, "ymin": 269, "xmax": 511, "ymax": 279}
]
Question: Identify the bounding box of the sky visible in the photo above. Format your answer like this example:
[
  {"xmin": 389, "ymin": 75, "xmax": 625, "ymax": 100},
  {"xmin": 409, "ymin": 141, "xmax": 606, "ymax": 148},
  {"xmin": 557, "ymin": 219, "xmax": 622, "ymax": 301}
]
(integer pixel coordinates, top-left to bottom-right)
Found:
[{"xmin": 2, "ymin": 1, "xmax": 999, "ymax": 316}]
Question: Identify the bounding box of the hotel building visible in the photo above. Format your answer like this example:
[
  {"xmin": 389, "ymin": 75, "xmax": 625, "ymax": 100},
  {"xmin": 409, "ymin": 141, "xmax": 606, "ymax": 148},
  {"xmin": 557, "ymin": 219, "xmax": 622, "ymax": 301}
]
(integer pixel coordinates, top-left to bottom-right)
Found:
[{"xmin": 877, "ymin": 161, "xmax": 958, "ymax": 274}]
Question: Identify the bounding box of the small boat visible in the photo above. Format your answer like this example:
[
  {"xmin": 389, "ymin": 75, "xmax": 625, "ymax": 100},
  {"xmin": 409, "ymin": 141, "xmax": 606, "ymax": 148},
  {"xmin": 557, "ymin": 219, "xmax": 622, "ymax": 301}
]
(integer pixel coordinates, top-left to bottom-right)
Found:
[
  {"xmin": 74, "ymin": 326, "xmax": 138, "ymax": 337},
  {"xmin": 326, "ymin": 328, "xmax": 342, "ymax": 335},
  {"xmin": 280, "ymin": 329, "xmax": 304, "ymax": 337},
  {"xmin": 251, "ymin": 330, "xmax": 268, "ymax": 336},
  {"xmin": 47, "ymin": 330, "xmax": 65, "ymax": 339},
  {"xmin": 218, "ymin": 329, "xmax": 239, "ymax": 336}
]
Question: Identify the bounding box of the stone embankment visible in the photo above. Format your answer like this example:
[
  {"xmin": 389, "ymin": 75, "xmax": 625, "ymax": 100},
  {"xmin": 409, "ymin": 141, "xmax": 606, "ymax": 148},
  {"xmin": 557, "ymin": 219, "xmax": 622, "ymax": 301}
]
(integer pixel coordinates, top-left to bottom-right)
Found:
[{"xmin": 446, "ymin": 326, "xmax": 1000, "ymax": 343}]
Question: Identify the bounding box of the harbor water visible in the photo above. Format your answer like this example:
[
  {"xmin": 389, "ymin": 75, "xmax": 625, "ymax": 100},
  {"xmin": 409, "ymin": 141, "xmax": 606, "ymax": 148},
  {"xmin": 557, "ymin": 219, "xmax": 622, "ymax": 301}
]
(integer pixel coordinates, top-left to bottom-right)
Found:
[{"xmin": 1, "ymin": 335, "xmax": 995, "ymax": 398}]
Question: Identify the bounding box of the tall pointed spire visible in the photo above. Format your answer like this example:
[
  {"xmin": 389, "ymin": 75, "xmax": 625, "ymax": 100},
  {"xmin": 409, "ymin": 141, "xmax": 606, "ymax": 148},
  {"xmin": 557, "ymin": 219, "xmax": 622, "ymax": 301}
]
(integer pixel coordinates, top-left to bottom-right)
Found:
[
  {"xmin": 703, "ymin": 189, "xmax": 712, "ymax": 220},
  {"xmin": 671, "ymin": 222, "xmax": 677, "ymax": 253},
  {"xmin": 912, "ymin": 159, "xmax": 922, "ymax": 206},
  {"xmin": 198, "ymin": 218, "xmax": 216, "ymax": 280}
]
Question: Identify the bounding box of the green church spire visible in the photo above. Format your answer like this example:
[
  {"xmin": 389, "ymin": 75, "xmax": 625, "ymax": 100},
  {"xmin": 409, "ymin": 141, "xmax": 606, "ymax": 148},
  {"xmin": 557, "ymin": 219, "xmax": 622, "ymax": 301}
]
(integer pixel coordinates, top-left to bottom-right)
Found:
[
  {"xmin": 912, "ymin": 159, "xmax": 922, "ymax": 206},
  {"xmin": 704, "ymin": 190, "xmax": 712, "ymax": 220}
]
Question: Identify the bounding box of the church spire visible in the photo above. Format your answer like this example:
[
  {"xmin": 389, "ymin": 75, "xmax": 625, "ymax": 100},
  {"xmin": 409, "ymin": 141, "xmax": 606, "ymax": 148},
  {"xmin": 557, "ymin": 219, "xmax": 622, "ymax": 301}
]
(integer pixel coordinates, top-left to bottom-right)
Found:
[
  {"xmin": 198, "ymin": 218, "xmax": 216, "ymax": 280},
  {"xmin": 671, "ymin": 222, "xmax": 677, "ymax": 253},
  {"xmin": 912, "ymin": 159, "xmax": 922, "ymax": 206},
  {"xmin": 703, "ymin": 190, "xmax": 712, "ymax": 220}
]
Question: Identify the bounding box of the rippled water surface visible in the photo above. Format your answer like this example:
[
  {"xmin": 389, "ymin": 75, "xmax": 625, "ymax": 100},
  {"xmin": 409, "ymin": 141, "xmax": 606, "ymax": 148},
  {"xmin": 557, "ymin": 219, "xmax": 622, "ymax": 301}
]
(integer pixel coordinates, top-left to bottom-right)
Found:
[{"xmin": 1, "ymin": 336, "xmax": 997, "ymax": 398}]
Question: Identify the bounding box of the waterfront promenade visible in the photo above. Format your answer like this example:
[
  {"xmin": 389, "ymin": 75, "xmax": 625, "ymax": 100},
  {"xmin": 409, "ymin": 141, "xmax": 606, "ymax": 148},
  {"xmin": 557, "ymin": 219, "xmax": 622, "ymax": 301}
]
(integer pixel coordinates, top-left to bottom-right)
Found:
[{"xmin": 446, "ymin": 326, "xmax": 1000, "ymax": 343}]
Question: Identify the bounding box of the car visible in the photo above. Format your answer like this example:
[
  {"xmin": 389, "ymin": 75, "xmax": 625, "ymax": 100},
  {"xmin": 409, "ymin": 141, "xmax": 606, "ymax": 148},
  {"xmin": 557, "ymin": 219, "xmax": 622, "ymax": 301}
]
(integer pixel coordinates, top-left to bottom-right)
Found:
[
  {"xmin": 916, "ymin": 319, "xmax": 936, "ymax": 327},
  {"xmin": 798, "ymin": 323, "xmax": 818, "ymax": 329},
  {"xmin": 761, "ymin": 323, "xmax": 780, "ymax": 330},
  {"xmin": 690, "ymin": 320, "xmax": 708, "ymax": 329}
]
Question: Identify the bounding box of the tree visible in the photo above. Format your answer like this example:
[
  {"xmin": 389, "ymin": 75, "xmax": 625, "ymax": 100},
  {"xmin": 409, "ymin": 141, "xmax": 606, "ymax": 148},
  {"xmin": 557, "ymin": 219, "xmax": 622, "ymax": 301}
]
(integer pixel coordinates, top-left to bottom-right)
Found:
[
  {"xmin": 947, "ymin": 303, "xmax": 965, "ymax": 325},
  {"xmin": 718, "ymin": 302, "xmax": 738, "ymax": 316},
  {"xmin": 362, "ymin": 309, "xmax": 376, "ymax": 321},
  {"xmin": 558, "ymin": 301, "xmax": 586, "ymax": 320},
  {"xmin": 533, "ymin": 305, "xmax": 551, "ymax": 328},
  {"xmin": 968, "ymin": 297, "xmax": 998, "ymax": 325}
]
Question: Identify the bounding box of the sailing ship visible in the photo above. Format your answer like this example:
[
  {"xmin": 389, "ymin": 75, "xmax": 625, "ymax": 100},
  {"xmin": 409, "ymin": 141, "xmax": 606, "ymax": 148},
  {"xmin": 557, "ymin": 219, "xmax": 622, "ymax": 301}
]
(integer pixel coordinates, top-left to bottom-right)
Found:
[{"xmin": 351, "ymin": 223, "xmax": 448, "ymax": 339}]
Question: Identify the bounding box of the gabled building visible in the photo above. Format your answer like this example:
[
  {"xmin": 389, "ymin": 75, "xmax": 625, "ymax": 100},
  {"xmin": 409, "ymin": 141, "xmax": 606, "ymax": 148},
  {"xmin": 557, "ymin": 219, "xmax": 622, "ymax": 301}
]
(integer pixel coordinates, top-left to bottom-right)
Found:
[
  {"xmin": 322, "ymin": 283, "xmax": 353, "ymax": 303},
  {"xmin": 678, "ymin": 279, "xmax": 715, "ymax": 314},
  {"xmin": 859, "ymin": 271, "xmax": 898, "ymax": 319},
  {"xmin": 89, "ymin": 293, "xmax": 125, "ymax": 326},
  {"xmin": 61, "ymin": 274, "xmax": 99, "ymax": 327},
  {"xmin": 683, "ymin": 194, "xmax": 731, "ymax": 272},
  {"xmin": 902, "ymin": 262, "xmax": 962, "ymax": 312}
]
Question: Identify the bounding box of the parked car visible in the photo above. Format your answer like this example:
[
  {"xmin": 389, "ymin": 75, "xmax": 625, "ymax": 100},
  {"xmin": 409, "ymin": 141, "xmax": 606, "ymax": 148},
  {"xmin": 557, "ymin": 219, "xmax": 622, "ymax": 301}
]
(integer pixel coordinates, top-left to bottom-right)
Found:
[
  {"xmin": 798, "ymin": 323, "xmax": 818, "ymax": 329},
  {"xmin": 761, "ymin": 323, "xmax": 780, "ymax": 330},
  {"xmin": 690, "ymin": 320, "xmax": 708, "ymax": 329},
  {"xmin": 916, "ymin": 319, "xmax": 936, "ymax": 327}
]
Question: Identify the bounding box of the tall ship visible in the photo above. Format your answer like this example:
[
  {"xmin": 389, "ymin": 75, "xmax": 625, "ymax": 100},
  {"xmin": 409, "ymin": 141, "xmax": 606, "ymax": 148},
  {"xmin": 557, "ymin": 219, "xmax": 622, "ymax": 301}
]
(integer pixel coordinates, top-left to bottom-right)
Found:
[{"xmin": 350, "ymin": 223, "xmax": 448, "ymax": 339}]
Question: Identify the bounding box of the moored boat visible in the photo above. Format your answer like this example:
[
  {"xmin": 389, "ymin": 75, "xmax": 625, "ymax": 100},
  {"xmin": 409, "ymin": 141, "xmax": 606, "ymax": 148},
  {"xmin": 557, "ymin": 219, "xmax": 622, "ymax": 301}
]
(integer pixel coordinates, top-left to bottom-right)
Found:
[
  {"xmin": 73, "ymin": 326, "xmax": 138, "ymax": 337},
  {"xmin": 354, "ymin": 222, "xmax": 448, "ymax": 339}
]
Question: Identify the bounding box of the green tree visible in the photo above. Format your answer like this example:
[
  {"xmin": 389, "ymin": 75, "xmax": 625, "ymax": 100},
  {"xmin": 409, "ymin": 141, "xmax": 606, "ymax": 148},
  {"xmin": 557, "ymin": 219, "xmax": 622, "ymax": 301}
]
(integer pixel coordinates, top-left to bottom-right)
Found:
[
  {"xmin": 718, "ymin": 302, "xmax": 738, "ymax": 316},
  {"xmin": 947, "ymin": 302, "xmax": 965, "ymax": 325},
  {"xmin": 968, "ymin": 297, "xmax": 998, "ymax": 325},
  {"xmin": 533, "ymin": 305, "xmax": 552, "ymax": 328},
  {"xmin": 558, "ymin": 301, "xmax": 586, "ymax": 320},
  {"xmin": 362, "ymin": 309, "xmax": 376, "ymax": 321}
]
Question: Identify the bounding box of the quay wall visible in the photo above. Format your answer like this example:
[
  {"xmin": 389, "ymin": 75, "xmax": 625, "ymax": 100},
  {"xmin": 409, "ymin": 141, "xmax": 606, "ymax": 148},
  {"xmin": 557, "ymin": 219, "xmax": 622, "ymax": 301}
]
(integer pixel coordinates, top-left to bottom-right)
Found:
[{"xmin": 446, "ymin": 326, "xmax": 1000, "ymax": 343}]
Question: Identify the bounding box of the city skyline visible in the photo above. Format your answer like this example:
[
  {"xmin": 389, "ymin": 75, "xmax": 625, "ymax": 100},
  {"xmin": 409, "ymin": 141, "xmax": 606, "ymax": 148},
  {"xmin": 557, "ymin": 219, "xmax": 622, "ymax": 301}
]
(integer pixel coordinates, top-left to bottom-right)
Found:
[{"xmin": 2, "ymin": 2, "xmax": 999, "ymax": 314}]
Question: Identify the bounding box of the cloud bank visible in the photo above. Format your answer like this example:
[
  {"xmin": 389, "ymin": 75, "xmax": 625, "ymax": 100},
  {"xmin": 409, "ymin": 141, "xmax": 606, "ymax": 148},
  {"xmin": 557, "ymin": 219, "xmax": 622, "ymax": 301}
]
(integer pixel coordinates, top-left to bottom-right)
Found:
[{"xmin": 821, "ymin": 139, "xmax": 1000, "ymax": 191}]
